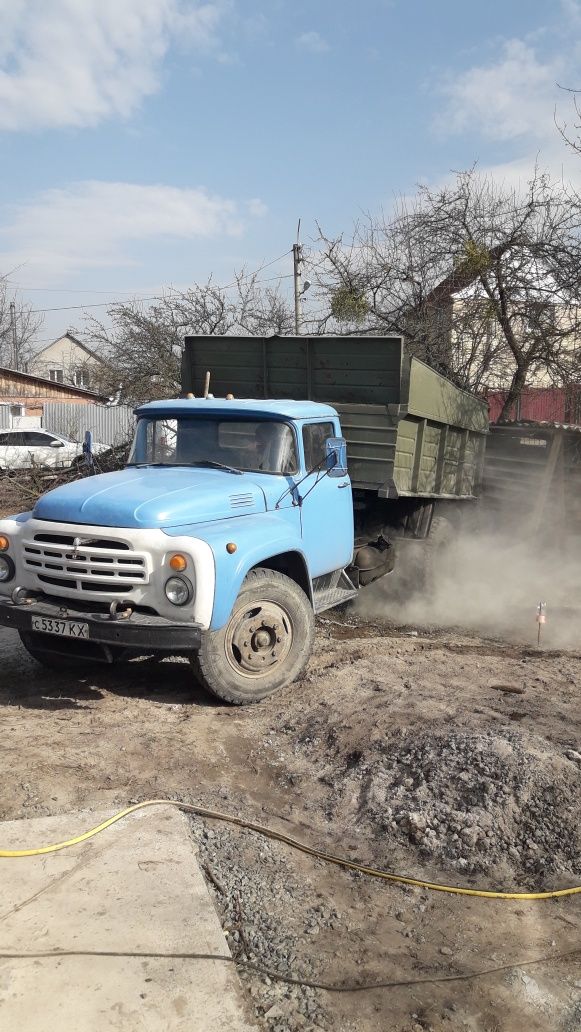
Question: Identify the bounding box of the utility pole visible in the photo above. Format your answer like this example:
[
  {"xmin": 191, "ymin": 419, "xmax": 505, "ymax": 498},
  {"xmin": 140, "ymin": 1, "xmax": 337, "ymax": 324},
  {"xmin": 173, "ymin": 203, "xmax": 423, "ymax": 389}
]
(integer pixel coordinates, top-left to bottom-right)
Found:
[
  {"xmin": 9, "ymin": 301, "xmax": 18, "ymax": 371},
  {"xmin": 292, "ymin": 242, "xmax": 302, "ymax": 335},
  {"xmin": 293, "ymin": 218, "xmax": 303, "ymax": 335}
]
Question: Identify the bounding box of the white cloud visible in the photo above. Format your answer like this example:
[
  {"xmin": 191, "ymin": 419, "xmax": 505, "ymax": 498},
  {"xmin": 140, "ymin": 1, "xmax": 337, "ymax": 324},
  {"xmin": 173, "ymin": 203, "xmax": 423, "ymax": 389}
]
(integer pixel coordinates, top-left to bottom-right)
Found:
[
  {"xmin": 247, "ymin": 197, "xmax": 268, "ymax": 218},
  {"xmin": 436, "ymin": 39, "xmax": 560, "ymax": 142},
  {"xmin": 0, "ymin": 0, "xmax": 227, "ymax": 131},
  {"xmin": 561, "ymin": 0, "xmax": 581, "ymax": 27},
  {"xmin": 296, "ymin": 31, "xmax": 330, "ymax": 54},
  {"xmin": 429, "ymin": 4, "xmax": 581, "ymax": 191},
  {"xmin": 0, "ymin": 180, "xmax": 265, "ymax": 280}
]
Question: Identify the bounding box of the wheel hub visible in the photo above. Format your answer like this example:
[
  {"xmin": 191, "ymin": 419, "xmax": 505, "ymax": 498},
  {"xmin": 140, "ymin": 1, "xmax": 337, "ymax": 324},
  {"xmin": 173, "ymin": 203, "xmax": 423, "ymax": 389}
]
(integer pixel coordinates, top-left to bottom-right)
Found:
[{"xmin": 225, "ymin": 600, "xmax": 293, "ymax": 677}]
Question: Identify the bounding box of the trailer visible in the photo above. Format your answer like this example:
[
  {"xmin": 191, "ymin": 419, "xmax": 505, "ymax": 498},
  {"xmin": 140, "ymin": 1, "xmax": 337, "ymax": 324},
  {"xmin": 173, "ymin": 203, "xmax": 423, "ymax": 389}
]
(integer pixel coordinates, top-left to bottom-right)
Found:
[{"xmin": 483, "ymin": 420, "xmax": 581, "ymax": 545}]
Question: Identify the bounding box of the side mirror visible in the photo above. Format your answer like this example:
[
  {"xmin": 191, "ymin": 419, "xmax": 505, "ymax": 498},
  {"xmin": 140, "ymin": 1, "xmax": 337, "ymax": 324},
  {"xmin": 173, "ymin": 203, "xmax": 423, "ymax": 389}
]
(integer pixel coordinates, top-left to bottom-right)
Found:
[
  {"xmin": 325, "ymin": 437, "xmax": 348, "ymax": 478},
  {"xmin": 50, "ymin": 440, "xmax": 65, "ymax": 448}
]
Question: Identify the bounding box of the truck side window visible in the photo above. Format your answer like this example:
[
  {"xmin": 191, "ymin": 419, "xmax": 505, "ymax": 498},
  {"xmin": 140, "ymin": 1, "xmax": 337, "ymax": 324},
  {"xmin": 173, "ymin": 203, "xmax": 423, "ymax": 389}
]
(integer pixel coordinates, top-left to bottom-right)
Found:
[{"xmin": 302, "ymin": 422, "xmax": 334, "ymax": 470}]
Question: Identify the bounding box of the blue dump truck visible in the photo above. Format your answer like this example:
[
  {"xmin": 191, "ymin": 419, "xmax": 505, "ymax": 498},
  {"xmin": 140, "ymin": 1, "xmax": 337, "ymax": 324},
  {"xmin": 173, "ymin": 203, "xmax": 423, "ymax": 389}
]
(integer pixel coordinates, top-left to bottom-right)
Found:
[{"xmin": 0, "ymin": 335, "xmax": 487, "ymax": 704}]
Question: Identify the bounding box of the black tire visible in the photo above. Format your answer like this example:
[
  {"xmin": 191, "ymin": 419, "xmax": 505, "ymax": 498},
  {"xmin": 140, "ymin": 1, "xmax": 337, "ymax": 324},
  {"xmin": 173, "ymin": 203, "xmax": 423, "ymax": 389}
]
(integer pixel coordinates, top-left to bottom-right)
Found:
[
  {"xmin": 422, "ymin": 514, "xmax": 455, "ymax": 590},
  {"xmin": 192, "ymin": 568, "xmax": 315, "ymax": 705},
  {"xmin": 18, "ymin": 630, "xmax": 114, "ymax": 670}
]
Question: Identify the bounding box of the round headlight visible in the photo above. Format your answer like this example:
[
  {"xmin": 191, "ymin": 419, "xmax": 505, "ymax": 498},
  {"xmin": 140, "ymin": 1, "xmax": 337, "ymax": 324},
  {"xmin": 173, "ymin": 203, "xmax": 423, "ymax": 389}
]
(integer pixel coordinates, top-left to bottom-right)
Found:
[
  {"xmin": 0, "ymin": 554, "xmax": 15, "ymax": 583},
  {"xmin": 164, "ymin": 576, "xmax": 192, "ymax": 606}
]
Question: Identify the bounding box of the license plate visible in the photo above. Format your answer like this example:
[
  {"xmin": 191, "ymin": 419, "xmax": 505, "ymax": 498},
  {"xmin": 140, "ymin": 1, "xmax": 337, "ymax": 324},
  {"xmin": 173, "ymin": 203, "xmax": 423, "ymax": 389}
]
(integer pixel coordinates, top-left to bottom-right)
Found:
[{"xmin": 31, "ymin": 617, "xmax": 89, "ymax": 639}]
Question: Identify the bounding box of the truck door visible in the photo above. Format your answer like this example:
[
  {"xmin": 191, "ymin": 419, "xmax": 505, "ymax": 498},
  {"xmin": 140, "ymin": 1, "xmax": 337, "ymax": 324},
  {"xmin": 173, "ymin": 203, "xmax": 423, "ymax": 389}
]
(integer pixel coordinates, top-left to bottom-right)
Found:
[{"xmin": 299, "ymin": 421, "xmax": 354, "ymax": 577}]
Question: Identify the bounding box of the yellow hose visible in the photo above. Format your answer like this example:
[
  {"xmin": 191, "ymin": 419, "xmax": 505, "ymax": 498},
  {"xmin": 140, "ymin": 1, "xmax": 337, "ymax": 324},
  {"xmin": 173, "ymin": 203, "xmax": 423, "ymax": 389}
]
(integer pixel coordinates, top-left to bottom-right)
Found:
[{"xmin": 1, "ymin": 799, "xmax": 580, "ymax": 901}]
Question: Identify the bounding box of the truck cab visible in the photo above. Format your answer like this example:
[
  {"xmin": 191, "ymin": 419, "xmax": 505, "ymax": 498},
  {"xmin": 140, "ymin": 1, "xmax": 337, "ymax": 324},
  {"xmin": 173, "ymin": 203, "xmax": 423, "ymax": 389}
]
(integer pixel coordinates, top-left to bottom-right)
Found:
[{"xmin": 0, "ymin": 398, "xmax": 357, "ymax": 703}]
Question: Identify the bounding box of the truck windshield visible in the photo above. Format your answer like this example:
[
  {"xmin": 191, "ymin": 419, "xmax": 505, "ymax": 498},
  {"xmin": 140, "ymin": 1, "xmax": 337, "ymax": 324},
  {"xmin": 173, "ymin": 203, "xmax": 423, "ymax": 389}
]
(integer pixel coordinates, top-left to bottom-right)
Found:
[{"xmin": 128, "ymin": 417, "xmax": 299, "ymax": 475}]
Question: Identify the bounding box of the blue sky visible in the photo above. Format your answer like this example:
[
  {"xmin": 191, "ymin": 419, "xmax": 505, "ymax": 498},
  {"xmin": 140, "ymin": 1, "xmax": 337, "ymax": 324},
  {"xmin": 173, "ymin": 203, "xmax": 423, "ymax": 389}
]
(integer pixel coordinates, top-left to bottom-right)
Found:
[{"xmin": 0, "ymin": 0, "xmax": 579, "ymax": 343}]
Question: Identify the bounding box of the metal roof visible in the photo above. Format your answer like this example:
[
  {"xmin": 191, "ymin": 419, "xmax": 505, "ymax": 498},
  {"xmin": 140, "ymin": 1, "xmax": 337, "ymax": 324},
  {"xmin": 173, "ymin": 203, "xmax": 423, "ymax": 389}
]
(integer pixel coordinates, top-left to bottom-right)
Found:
[
  {"xmin": 134, "ymin": 398, "xmax": 339, "ymax": 420},
  {"xmin": 0, "ymin": 365, "xmax": 106, "ymax": 400},
  {"xmin": 492, "ymin": 419, "xmax": 581, "ymax": 434}
]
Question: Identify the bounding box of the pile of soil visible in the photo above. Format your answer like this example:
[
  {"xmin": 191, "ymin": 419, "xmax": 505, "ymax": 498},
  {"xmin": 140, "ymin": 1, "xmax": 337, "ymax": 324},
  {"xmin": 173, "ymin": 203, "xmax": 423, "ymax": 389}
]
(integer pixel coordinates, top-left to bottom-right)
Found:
[
  {"xmin": 294, "ymin": 721, "xmax": 581, "ymax": 884},
  {"xmin": 266, "ymin": 624, "xmax": 581, "ymax": 890}
]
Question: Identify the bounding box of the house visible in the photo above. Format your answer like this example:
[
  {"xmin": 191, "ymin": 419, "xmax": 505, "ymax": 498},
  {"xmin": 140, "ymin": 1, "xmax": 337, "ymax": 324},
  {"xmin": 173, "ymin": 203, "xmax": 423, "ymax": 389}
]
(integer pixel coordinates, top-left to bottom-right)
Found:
[
  {"xmin": 420, "ymin": 252, "xmax": 581, "ymax": 393},
  {"xmin": 27, "ymin": 332, "xmax": 104, "ymax": 390},
  {"xmin": 0, "ymin": 366, "xmax": 107, "ymax": 424}
]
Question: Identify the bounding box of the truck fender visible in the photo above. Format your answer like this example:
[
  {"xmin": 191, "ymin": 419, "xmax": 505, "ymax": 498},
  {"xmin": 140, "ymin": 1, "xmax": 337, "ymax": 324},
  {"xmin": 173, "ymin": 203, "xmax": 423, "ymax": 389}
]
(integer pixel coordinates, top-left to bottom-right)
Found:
[{"xmin": 163, "ymin": 513, "xmax": 312, "ymax": 631}]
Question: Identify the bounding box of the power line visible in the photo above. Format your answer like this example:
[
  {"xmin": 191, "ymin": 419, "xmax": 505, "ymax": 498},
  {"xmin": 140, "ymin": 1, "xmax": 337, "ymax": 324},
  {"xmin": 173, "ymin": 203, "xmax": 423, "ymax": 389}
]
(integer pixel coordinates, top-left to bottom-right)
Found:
[
  {"xmin": 7, "ymin": 249, "xmax": 294, "ymax": 302},
  {"xmin": 31, "ymin": 295, "xmax": 162, "ymax": 314},
  {"xmin": 6, "ymin": 284, "xmax": 163, "ymax": 295},
  {"xmin": 28, "ymin": 273, "xmax": 295, "ymax": 315}
]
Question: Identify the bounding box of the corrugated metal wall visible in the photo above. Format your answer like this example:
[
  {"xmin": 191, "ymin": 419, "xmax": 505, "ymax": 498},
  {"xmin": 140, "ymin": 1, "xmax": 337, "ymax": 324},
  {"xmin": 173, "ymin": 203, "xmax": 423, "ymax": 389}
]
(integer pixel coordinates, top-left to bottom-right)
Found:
[
  {"xmin": 485, "ymin": 387, "xmax": 581, "ymax": 425},
  {"xmin": 42, "ymin": 403, "xmax": 134, "ymax": 446},
  {"xmin": 0, "ymin": 405, "xmax": 10, "ymax": 430}
]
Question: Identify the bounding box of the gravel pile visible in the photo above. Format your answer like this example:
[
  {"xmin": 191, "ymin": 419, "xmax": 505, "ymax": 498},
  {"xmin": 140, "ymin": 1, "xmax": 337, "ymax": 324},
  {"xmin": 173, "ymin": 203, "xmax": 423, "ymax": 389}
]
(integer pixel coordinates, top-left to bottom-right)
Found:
[
  {"xmin": 315, "ymin": 727, "xmax": 581, "ymax": 882},
  {"xmin": 189, "ymin": 718, "xmax": 581, "ymax": 1032},
  {"xmin": 191, "ymin": 814, "xmax": 340, "ymax": 1031}
]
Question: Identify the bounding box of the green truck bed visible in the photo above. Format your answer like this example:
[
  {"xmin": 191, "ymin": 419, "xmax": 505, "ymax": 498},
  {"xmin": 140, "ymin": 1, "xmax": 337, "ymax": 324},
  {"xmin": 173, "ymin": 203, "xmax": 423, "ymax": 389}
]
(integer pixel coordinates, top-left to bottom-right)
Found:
[{"xmin": 181, "ymin": 335, "xmax": 488, "ymax": 500}]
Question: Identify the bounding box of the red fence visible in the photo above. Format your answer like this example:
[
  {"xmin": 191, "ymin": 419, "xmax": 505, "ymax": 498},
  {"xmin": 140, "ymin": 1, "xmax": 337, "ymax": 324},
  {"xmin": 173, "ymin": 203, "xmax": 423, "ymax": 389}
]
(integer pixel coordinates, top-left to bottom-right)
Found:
[{"xmin": 484, "ymin": 386, "xmax": 581, "ymax": 425}]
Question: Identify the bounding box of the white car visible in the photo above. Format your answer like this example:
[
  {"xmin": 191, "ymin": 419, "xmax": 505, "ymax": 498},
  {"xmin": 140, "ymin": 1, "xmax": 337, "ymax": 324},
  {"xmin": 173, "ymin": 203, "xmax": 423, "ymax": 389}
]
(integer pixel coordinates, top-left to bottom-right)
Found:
[{"xmin": 0, "ymin": 429, "xmax": 109, "ymax": 472}]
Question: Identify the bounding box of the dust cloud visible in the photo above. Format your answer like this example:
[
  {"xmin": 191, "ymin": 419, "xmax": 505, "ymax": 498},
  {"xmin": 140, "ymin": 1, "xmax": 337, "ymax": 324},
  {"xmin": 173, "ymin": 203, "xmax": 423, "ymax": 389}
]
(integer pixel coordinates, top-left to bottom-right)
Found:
[{"xmin": 355, "ymin": 525, "xmax": 581, "ymax": 649}]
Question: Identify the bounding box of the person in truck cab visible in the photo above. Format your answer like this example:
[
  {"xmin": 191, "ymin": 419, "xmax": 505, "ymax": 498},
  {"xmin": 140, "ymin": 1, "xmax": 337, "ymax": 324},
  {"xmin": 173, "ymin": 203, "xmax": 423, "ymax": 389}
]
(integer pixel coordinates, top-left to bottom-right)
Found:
[
  {"xmin": 254, "ymin": 422, "xmax": 276, "ymax": 471},
  {"xmin": 252, "ymin": 422, "xmax": 297, "ymax": 474}
]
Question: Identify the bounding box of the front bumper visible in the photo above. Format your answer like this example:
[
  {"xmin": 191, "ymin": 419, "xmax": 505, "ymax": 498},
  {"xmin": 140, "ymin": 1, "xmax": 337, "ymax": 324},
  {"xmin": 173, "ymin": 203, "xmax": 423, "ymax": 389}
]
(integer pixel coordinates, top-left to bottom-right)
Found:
[
  {"xmin": 0, "ymin": 595, "xmax": 202, "ymax": 651},
  {"xmin": 0, "ymin": 515, "xmax": 216, "ymax": 630}
]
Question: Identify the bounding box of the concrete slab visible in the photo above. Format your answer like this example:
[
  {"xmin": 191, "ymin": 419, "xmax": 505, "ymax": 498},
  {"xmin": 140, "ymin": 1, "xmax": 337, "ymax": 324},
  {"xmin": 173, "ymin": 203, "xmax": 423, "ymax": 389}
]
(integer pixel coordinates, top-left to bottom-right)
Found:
[{"xmin": 0, "ymin": 807, "xmax": 258, "ymax": 1031}]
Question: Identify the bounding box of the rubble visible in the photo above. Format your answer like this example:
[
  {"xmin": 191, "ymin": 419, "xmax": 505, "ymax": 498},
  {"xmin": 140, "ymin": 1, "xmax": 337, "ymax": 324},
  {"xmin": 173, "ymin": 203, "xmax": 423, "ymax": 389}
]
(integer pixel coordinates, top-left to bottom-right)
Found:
[{"xmin": 316, "ymin": 726, "xmax": 581, "ymax": 881}]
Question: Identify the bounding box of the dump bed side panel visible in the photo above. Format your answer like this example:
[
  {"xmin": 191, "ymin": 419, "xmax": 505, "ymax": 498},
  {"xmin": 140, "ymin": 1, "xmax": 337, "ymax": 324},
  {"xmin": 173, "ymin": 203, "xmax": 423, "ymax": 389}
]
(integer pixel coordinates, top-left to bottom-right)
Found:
[
  {"xmin": 408, "ymin": 358, "xmax": 489, "ymax": 433},
  {"xmin": 331, "ymin": 404, "xmax": 398, "ymax": 492},
  {"xmin": 391, "ymin": 418, "xmax": 486, "ymax": 498},
  {"xmin": 182, "ymin": 335, "xmax": 405, "ymax": 405}
]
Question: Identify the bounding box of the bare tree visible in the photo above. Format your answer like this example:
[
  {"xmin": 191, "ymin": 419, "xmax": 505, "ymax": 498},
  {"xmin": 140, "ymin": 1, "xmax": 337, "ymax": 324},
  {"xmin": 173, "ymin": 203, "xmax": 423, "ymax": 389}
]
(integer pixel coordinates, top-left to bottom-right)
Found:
[
  {"xmin": 0, "ymin": 279, "xmax": 43, "ymax": 370},
  {"xmin": 82, "ymin": 273, "xmax": 294, "ymax": 404},
  {"xmin": 556, "ymin": 87, "xmax": 581, "ymax": 156},
  {"xmin": 313, "ymin": 167, "xmax": 581, "ymax": 419}
]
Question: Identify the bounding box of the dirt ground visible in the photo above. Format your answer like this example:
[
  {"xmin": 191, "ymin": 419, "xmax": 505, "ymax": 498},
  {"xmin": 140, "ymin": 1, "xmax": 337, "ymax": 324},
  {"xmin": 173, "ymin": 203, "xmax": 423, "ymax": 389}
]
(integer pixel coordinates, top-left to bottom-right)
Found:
[{"xmin": 1, "ymin": 608, "xmax": 581, "ymax": 1032}]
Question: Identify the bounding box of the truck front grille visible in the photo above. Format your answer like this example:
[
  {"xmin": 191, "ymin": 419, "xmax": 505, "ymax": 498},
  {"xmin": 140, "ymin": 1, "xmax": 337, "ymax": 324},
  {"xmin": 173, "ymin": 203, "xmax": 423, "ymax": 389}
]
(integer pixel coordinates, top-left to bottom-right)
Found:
[{"xmin": 22, "ymin": 532, "xmax": 148, "ymax": 595}]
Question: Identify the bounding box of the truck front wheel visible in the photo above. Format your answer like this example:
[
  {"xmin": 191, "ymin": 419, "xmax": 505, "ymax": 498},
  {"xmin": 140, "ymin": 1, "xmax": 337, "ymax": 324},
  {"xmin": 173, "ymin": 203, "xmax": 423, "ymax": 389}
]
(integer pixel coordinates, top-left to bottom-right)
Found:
[{"xmin": 192, "ymin": 568, "xmax": 314, "ymax": 704}]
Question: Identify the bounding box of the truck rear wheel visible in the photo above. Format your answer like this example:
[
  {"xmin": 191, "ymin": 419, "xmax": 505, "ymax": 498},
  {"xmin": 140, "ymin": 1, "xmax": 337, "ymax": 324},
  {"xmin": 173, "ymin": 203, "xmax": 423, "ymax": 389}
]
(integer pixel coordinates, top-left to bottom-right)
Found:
[
  {"xmin": 192, "ymin": 568, "xmax": 314, "ymax": 704},
  {"xmin": 423, "ymin": 514, "xmax": 455, "ymax": 590}
]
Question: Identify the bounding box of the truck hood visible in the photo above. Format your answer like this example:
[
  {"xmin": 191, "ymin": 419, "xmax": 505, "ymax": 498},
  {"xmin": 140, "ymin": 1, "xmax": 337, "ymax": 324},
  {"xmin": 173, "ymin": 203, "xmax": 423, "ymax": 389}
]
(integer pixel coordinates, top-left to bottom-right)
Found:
[{"xmin": 32, "ymin": 467, "xmax": 267, "ymax": 529}]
